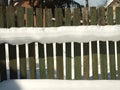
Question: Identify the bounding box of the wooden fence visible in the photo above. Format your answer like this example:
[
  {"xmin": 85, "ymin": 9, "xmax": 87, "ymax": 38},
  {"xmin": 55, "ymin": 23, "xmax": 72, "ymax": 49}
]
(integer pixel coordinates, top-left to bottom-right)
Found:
[{"xmin": 0, "ymin": 6, "xmax": 120, "ymax": 81}]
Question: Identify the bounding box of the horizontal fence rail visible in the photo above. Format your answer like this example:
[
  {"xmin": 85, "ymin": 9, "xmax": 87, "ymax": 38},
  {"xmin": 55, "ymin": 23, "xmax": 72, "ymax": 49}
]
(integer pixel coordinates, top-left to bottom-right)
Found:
[{"xmin": 0, "ymin": 6, "xmax": 120, "ymax": 81}]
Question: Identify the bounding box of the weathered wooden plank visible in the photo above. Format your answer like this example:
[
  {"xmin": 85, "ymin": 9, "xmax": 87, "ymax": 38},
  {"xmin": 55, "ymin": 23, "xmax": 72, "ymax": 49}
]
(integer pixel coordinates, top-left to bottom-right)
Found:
[
  {"xmin": 73, "ymin": 8, "xmax": 81, "ymax": 80},
  {"xmin": 55, "ymin": 8, "xmax": 64, "ymax": 79},
  {"xmin": 26, "ymin": 8, "xmax": 34, "ymax": 27},
  {"xmin": 82, "ymin": 7, "xmax": 89, "ymax": 80},
  {"xmin": 0, "ymin": 7, "xmax": 4, "ymax": 27},
  {"xmin": 26, "ymin": 8, "xmax": 36, "ymax": 79},
  {"xmin": 16, "ymin": 7, "xmax": 24, "ymax": 27},
  {"xmin": 107, "ymin": 7, "xmax": 116, "ymax": 79},
  {"xmin": 19, "ymin": 45, "xmax": 27, "ymax": 79},
  {"xmin": 6, "ymin": 6, "xmax": 17, "ymax": 79},
  {"xmin": 0, "ymin": 44, "xmax": 7, "ymax": 81},
  {"xmin": 116, "ymin": 7, "xmax": 120, "ymax": 80},
  {"xmin": 90, "ymin": 7, "xmax": 98, "ymax": 79},
  {"xmin": 45, "ymin": 9, "xmax": 54, "ymax": 79},
  {"xmin": 6, "ymin": 6, "xmax": 15, "ymax": 28},
  {"xmin": 28, "ymin": 43, "xmax": 36, "ymax": 79},
  {"xmin": 36, "ymin": 8, "xmax": 42, "ymax": 27},
  {"xmin": 73, "ymin": 8, "xmax": 81, "ymax": 25},
  {"xmin": 98, "ymin": 7, "xmax": 107, "ymax": 79},
  {"xmin": 65, "ymin": 8, "xmax": 72, "ymax": 80},
  {"xmin": 39, "ymin": 43, "xmax": 46, "ymax": 79},
  {"xmin": 0, "ymin": 7, "xmax": 6, "ymax": 81},
  {"xmin": 16, "ymin": 7, "xmax": 27, "ymax": 79},
  {"xmin": 66, "ymin": 43, "xmax": 72, "ymax": 79},
  {"xmin": 9, "ymin": 45, "xmax": 17, "ymax": 79}
]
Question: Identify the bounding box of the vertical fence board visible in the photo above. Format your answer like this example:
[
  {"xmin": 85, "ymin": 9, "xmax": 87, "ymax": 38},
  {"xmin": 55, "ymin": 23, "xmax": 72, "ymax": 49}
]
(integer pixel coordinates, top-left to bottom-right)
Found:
[
  {"xmin": 82, "ymin": 7, "xmax": 89, "ymax": 79},
  {"xmin": 98, "ymin": 7, "xmax": 107, "ymax": 79},
  {"xmin": 46, "ymin": 9, "xmax": 54, "ymax": 79},
  {"xmin": 6, "ymin": 7, "xmax": 17, "ymax": 79},
  {"xmin": 28, "ymin": 43, "xmax": 36, "ymax": 79},
  {"xmin": 26, "ymin": 8, "xmax": 36, "ymax": 79},
  {"xmin": 0, "ymin": 7, "xmax": 6, "ymax": 81},
  {"xmin": 39, "ymin": 44, "xmax": 46, "ymax": 79},
  {"xmin": 36, "ymin": 8, "xmax": 42, "ymax": 27},
  {"xmin": 73, "ymin": 8, "xmax": 81, "ymax": 80},
  {"xmin": 16, "ymin": 7, "xmax": 25, "ymax": 27},
  {"xmin": 0, "ymin": 7, "xmax": 4, "ymax": 27},
  {"xmin": 116, "ymin": 7, "xmax": 120, "ymax": 80},
  {"xmin": 6, "ymin": 6, "xmax": 15, "ymax": 28},
  {"xmin": 90, "ymin": 7, "xmax": 98, "ymax": 79},
  {"xmin": 65, "ymin": 8, "xmax": 72, "ymax": 80},
  {"xmin": 16, "ymin": 7, "xmax": 27, "ymax": 79},
  {"xmin": 107, "ymin": 7, "xmax": 116, "ymax": 79},
  {"xmin": 19, "ymin": 45, "xmax": 27, "ymax": 79},
  {"xmin": 55, "ymin": 8, "xmax": 64, "ymax": 79},
  {"xmin": 9, "ymin": 45, "xmax": 17, "ymax": 79},
  {"xmin": 36, "ymin": 8, "xmax": 46, "ymax": 79},
  {"xmin": 0, "ymin": 44, "xmax": 6, "ymax": 81}
]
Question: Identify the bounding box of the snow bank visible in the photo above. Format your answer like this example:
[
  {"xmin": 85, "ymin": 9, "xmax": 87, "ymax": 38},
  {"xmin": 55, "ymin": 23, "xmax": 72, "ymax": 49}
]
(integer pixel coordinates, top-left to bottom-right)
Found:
[
  {"xmin": 0, "ymin": 25, "xmax": 120, "ymax": 45},
  {"xmin": 0, "ymin": 80, "xmax": 120, "ymax": 90}
]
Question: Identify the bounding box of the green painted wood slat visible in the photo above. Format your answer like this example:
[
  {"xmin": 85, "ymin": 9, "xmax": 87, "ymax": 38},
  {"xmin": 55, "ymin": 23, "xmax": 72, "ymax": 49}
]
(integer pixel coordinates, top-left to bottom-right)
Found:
[
  {"xmin": 90, "ymin": 7, "xmax": 98, "ymax": 79},
  {"xmin": 98, "ymin": 7, "xmax": 108, "ymax": 79},
  {"xmin": 107, "ymin": 7, "xmax": 116, "ymax": 79},
  {"xmin": 65, "ymin": 8, "xmax": 72, "ymax": 80},
  {"xmin": 55, "ymin": 8, "xmax": 64, "ymax": 79},
  {"xmin": 16, "ymin": 7, "xmax": 27, "ymax": 79},
  {"xmin": 116, "ymin": 7, "xmax": 120, "ymax": 80},
  {"xmin": 26, "ymin": 8, "xmax": 36, "ymax": 79},
  {"xmin": 73, "ymin": 8, "xmax": 81, "ymax": 80},
  {"xmin": 45, "ymin": 9, "xmax": 54, "ymax": 79}
]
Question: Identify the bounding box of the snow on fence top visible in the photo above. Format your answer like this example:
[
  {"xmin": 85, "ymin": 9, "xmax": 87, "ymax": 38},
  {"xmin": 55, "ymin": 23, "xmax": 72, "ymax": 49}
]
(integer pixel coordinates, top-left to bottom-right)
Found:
[{"xmin": 0, "ymin": 25, "xmax": 120, "ymax": 45}]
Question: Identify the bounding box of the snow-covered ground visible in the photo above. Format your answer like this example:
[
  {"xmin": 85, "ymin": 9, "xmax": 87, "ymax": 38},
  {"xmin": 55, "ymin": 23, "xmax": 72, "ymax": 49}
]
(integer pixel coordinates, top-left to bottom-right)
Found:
[{"xmin": 1, "ymin": 80, "xmax": 120, "ymax": 90}]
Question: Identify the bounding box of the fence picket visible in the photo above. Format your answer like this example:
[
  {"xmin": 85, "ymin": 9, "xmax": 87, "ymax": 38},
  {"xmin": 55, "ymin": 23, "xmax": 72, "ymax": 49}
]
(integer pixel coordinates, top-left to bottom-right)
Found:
[
  {"xmin": 6, "ymin": 6, "xmax": 18, "ymax": 79},
  {"xmin": 0, "ymin": 44, "xmax": 6, "ymax": 81},
  {"xmin": 99, "ymin": 7, "xmax": 108, "ymax": 79},
  {"xmin": 36, "ymin": 8, "xmax": 42, "ymax": 27},
  {"xmin": 90, "ymin": 7, "xmax": 98, "ymax": 79},
  {"xmin": 0, "ymin": 7, "xmax": 4, "ymax": 27},
  {"xmin": 16, "ymin": 7, "xmax": 27, "ymax": 79},
  {"xmin": 65, "ymin": 8, "xmax": 72, "ymax": 80},
  {"xmin": 107, "ymin": 7, "xmax": 116, "ymax": 79},
  {"xmin": 45, "ymin": 9, "xmax": 55, "ymax": 79},
  {"xmin": 73, "ymin": 8, "xmax": 81, "ymax": 80},
  {"xmin": 26, "ymin": 8, "xmax": 36, "ymax": 79},
  {"xmin": 55, "ymin": 8, "xmax": 64, "ymax": 79},
  {"xmin": 0, "ymin": 7, "xmax": 6, "ymax": 81},
  {"xmin": 82, "ymin": 7, "xmax": 89, "ymax": 80},
  {"xmin": 116, "ymin": 7, "xmax": 120, "ymax": 80}
]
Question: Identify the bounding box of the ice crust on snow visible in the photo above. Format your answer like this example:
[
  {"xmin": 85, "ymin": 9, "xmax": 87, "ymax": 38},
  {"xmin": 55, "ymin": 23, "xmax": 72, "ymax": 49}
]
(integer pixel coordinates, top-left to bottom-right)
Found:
[{"xmin": 0, "ymin": 25, "xmax": 120, "ymax": 45}]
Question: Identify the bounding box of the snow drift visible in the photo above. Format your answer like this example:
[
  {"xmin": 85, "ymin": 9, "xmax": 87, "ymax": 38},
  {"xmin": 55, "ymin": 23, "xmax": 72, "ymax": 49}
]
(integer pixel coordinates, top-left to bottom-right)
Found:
[{"xmin": 0, "ymin": 25, "xmax": 120, "ymax": 45}]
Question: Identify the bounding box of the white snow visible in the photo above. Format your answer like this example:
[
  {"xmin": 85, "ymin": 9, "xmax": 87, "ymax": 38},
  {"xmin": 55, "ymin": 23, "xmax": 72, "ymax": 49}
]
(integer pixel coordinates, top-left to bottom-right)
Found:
[
  {"xmin": 0, "ymin": 25, "xmax": 120, "ymax": 45},
  {"xmin": 0, "ymin": 80, "xmax": 120, "ymax": 90},
  {"xmin": 74, "ymin": 0, "xmax": 108, "ymax": 7}
]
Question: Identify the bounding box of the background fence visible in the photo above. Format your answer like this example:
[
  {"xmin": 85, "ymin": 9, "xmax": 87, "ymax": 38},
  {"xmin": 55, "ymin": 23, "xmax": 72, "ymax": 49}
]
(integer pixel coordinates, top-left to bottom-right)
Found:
[{"xmin": 0, "ymin": 6, "xmax": 120, "ymax": 81}]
